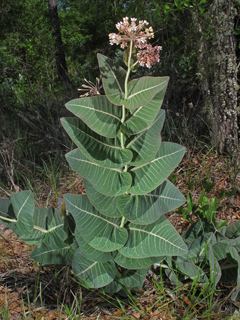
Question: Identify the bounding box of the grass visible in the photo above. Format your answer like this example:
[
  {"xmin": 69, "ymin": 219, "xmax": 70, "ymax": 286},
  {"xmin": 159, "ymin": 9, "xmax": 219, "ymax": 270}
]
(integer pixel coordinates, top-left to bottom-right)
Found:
[
  {"xmin": 0, "ymin": 267, "xmax": 238, "ymax": 319},
  {"xmin": 0, "ymin": 306, "xmax": 10, "ymax": 320}
]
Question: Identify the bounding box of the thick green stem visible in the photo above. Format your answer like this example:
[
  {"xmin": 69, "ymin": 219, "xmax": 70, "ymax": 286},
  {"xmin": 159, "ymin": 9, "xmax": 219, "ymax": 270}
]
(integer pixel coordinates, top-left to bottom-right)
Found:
[
  {"xmin": 120, "ymin": 40, "xmax": 133, "ymax": 149},
  {"xmin": 119, "ymin": 41, "xmax": 134, "ymax": 227},
  {"xmin": 124, "ymin": 40, "xmax": 133, "ymax": 99},
  {"xmin": 120, "ymin": 107, "xmax": 125, "ymax": 148}
]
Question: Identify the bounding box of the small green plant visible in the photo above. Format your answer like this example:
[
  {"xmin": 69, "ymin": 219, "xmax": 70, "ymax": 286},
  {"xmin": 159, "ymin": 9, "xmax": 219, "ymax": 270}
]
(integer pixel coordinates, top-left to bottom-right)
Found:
[
  {"xmin": 0, "ymin": 306, "xmax": 10, "ymax": 320},
  {"xmin": 0, "ymin": 18, "xmax": 187, "ymax": 292},
  {"xmin": 167, "ymin": 194, "xmax": 240, "ymax": 301},
  {"xmin": 179, "ymin": 192, "xmax": 219, "ymax": 226}
]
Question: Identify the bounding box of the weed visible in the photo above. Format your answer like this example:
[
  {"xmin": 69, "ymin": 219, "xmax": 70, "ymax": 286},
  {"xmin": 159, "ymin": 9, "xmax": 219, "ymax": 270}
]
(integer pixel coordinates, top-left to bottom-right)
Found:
[{"xmin": 0, "ymin": 306, "xmax": 10, "ymax": 320}]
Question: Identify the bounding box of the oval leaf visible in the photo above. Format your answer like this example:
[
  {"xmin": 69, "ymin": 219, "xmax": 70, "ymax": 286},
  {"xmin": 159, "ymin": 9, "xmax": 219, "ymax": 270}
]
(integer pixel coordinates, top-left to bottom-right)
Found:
[
  {"xmin": 66, "ymin": 148, "xmax": 132, "ymax": 196},
  {"xmin": 118, "ymin": 269, "xmax": 148, "ymax": 289},
  {"xmin": 72, "ymin": 251, "xmax": 117, "ymax": 289},
  {"xmin": 97, "ymin": 53, "xmax": 126, "ymax": 106},
  {"xmin": 114, "ymin": 253, "xmax": 161, "ymax": 270},
  {"xmin": 124, "ymin": 76, "xmax": 169, "ymax": 111},
  {"xmin": 85, "ymin": 181, "xmax": 124, "ymax": 218},
  {"xmin": 123, "ymin": 91, "xmax": 167, "ymax": 134},
  {"xmin": 77, "ymin": 236, "xmax": 113, "ymax": 262},
  {"xmin": 126, "ymin": 111, "xmax": 165, "ymax": 166},
  {"xmin": 64, "ymin": 194, "xmax": 128, "ymax": 252},
  {"xmin": 119, "ymin": 217, "xmax": 188, "ymax": 258},
  {"xmin": 9, "ymin": 191, "xmax": 35, "ymax": 240},
  {"xmin": 65, "ymin": 95, "xmax": 121, "ymax": 138},
  {"xmin": 124, "ymin": 180, "xmax": 185, "ymax": 225},
  {"xmin": 130, "ymin": 142, "xmax": 186, "ymax": 195},
  {"xmin": 61, "ymin": 117, "xmax": 133, "ymax": 168}
]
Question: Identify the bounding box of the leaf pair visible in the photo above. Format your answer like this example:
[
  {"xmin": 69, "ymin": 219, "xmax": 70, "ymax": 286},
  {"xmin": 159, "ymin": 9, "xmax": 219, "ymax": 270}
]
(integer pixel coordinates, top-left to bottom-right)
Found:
[
  {"xmin": 0, "ymin": 191, "xmax": 72, "ymax": 265},
  {"xmin": 97, "ymin": 54, "xmax": 169, "ymax": 112}
]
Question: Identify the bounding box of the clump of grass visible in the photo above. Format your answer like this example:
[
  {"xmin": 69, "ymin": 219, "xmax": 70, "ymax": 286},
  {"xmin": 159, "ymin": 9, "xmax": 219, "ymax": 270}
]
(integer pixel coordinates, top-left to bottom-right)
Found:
[{"xmin": 0, "ymin": 306, "xmax": 10, "ymax": 320}]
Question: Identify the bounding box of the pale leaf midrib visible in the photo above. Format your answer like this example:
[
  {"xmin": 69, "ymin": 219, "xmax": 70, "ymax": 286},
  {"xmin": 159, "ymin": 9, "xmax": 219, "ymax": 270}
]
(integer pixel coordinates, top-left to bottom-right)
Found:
[
  {"xmin": 0, "ymin": 215, "xmax": 17, "ymax": 223},
  {"xmin": 68, "ymin": 104, "xmax": 121, "ymax": 121},
  {"xmin": 68, "ymin": 155, "xmax": 122, "ymax": 172},
  {"xmin": 109, "ymin": 66, "xmax": 124, "ymax": 95},
  {"xmin": 33, "ymin": 224, "xmax": 64, "ymax": 233},
  {"xmin": 127, "ymin": 80, "xmax": 167, "ymax": 100},
  {"xmin": 33, "ymin": 246, "xmax": 70, "ymax": 257},
  {"xmin": 0, "ymin": 214, "xmax": 64, "ymax": 233},
  {"xmin": 71, "ymin": 125, "xmax": 123, "ymax": 150},
  {"xmin": 16, "ymin": 193, "xmax": 31, "ymax": 219},
  {"xmin": 131, "ymin": 148, "xmax": 184, "ymax": 171},
  {"xmin": 130, "ymin": 227, "xmax": 186, "ymax": 252},
  {"xmin": 66, "ymin": 199, "xmax": 120, "ymax": 228},
  {"xmin": 77, "ymin": 261, "xmax": 98, "ymax": 276},
  {"xmin": 126, "ymin": 114, "xmax": 160, "ymax": 148}
]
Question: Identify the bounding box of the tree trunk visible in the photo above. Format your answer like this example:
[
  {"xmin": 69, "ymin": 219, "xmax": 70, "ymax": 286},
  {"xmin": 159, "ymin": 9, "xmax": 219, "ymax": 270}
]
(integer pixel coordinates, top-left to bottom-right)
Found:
[
  {"xmin": 207, "ymin": 0, "xmax": 239, "ymax": 155},
  {"xmin": 48, "ymin": 0, "xmax": 70, "ymax": 85}
]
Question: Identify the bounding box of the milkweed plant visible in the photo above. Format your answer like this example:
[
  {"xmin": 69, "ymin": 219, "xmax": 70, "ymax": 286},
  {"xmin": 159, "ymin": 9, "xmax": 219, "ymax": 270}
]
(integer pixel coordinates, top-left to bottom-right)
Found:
[{"xmin": 0, "ymin": 18, "xmax": 187, "ymax": 292}]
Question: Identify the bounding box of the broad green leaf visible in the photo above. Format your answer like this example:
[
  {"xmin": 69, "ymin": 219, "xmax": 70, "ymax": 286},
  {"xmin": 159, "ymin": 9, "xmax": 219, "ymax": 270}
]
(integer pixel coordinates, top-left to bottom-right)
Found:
[
  {"xmin": 127, "ymin": 111, "xmax": 165, "ymax": 166},
  {"xmin": 66, "ymin": 148, "xmax": 132, "ymax": 196},
  {"xmin": 123, "ymin": 92, "xmax": 167, "ymax": 135},
  {"xmin": 64, "ymin": 194, "xmax": 128, "ymax": 252},
  {"xmin": 31, "ymin": 234, "xmax": 72, "ymax": 265},
  {"xmin": 9, "ymin": 191, "xmax": 35, "ymax": 241},
  {"xmin": 32, "ymin": 246, "xmax": 73, "ymax": 265},
  {"xmin": 31, "ymin": 208, "xmax": 65, "ymax": 242},
  {"xmin": 119, "ymin": 217, "xmax": 188, "ymax": 259},
  {"xmin": 226, "ymin": 221, "xmax": 240, "ymax": 238},
  {"xmin": 228, "ymin": 247, "xmax": 240, "ymax": 301},
  {"xmin": 103, "ymin": 280, "xmax": 121, "ymax": 294},
  {"xmin": 0, "ymin": 198, "xmax": 15, "ymax": 226},
  {"xmin": 208, "ymin": 245, "xmax": 221, "ymax": 287},
  {"xmin": 165, "ymin": 257, "xmax": 182, "ymax": 285},
  {"xmin": 124, "ymin": 180, "xmax": 185, "ymax": 225},
  {"xmin": 86, "ymin": 179, "xmax": 185, "ymax": 223},
  {"xmin": 72, "ymin": 251, "xmax": 117, "ymax": 288},
  {"xmin": 61, "ymin": 117, "xmax": 133, "ymax": 168},
  {"xmin": 97, "ymin": 53, "xmax": 126, "ymax": 105},
  {"xmin": 213, "ymin": 236, "xmax": 240, "ymax": 261},
  {"xmin": 124, "ymin": 76, "xmax": 169, "ymax": 111},
  {"xmin": 212, "ymin": 241, "xmax": 229, "ymax": 261},
  {"xmin": 130, "ymin": 142, "xmax": 186, "ymax": 195},
  {"xmin": 65, "ymin": 95, "xmax": 121, "ymax": 138},
  {"xmin": 186, "ymin": 236, "xmax": 206, "ymax": 260},
  {"xmin": 118, "ymin": 269, "xmax": 148, "ymax": 289},
  {"xmin": 114, "ymin": 253, "xmax": 161, "ymax": 270},
  {"xmin": 0, "ymin": 197, "xmax": 66, "ymax": 248},
  {"xmin": 77, "ymin": 236, "xmax": 113, "ymax": 262},
  {"xmin": 0, "ymin": 198, "xmax": 10, "ymax": 216},
  {"xmin": 25, "ymin": 208, "xmax": 58, "ymax": 244},
  {"xmin": 85, "ymin": 181, "xmax": 124, "ymax": 218},
  {"xmin": 175, "ymin": 257, "xmax": 208, "ymax": 281},
  {"xmin": 183, "ymin": 221, "xmax": 204, "ymax": 245},
  {"xmin": 31, "ymin": 209, "xmax": 72, "ymax": 265}
]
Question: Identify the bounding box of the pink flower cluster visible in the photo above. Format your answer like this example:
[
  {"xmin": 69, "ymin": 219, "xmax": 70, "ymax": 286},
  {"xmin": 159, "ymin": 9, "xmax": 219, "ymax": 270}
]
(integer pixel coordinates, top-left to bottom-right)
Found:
[
  {"xmin": 109, "ymin": 17, "xmax": 161, "ymax": 68},
  {"xmin": 137, "ymin": 44, "xmax": 162, "ymax": 69},
  {"xmin": 109, "ymin": 17, "xmax": 153, "ymax": 49}
]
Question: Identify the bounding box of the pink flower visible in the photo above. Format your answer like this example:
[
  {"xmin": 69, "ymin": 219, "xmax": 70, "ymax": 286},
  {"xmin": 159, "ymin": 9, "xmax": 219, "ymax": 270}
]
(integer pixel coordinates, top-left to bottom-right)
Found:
[
  {"xmin": 109, "ymin": 17, "xmax": 161, "ymax": 68},
  {"xmin": 137, "ymin": 44, "xmax": 162, "ymax": 68},
  {"xmin": 109, "ymin": 17, "xmax": 154, "ymax": 49}
]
